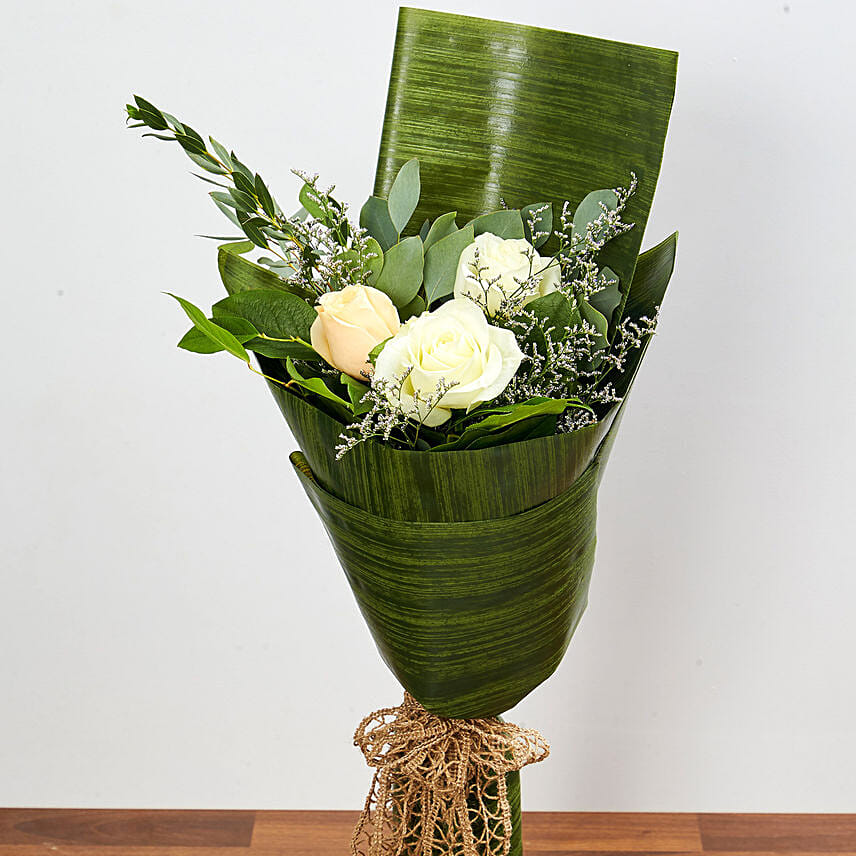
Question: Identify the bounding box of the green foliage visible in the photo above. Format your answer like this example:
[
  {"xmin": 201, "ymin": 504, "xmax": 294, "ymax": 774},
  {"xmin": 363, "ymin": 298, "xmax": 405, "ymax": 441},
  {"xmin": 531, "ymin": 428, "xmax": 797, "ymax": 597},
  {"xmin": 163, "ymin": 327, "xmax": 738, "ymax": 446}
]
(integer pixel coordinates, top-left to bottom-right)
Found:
[
  {"xmin": 572, "ymin": 189, "xmax": 619, "ymax": 247},
  {"xmin": 166, "ymin": 293, "xmax": 249, "ymax": 361},
  {"xmin": 399, "ymin": 293, "xmax": 426, "ymax": 320},
  {"xmin": 374, "ymin": 235, "xmax": 424, "ymax": 307},
  {"xmin": 368, "ymin": 338, "xmax": 391, "ymax": 366},
  {"xmin": 577, "ymin": 299, "xmax": 609, "ymax": 367},
  {"xmin": 516, "ymin": 292, "xmax": 573, "ymax": 353},
  {"xmin": 213, "ymin": 289, "xmax": 316, "ymax": 341},
  {"xmin": 129, "ymin": 5, "xmax": 678, "ymax": 456},
  {"xmin": 423, "ymin": 223, "xmax": 475, "ymax": 305},
  {"xmin": 360, "ymin": 196, "xmax": 399, "ymax": 251},
  {"xmin": 178, "ymin": 315, "xmax": 257, "ymax": 354},
  {"xmin": 467, "ymin": 210, "xmax": 524, "ymax": 239},
  {"xmin": 127, "ymin": 97, "xmax": 376, "ymax": 294},
  {"xmin": 217, "ymin": 242, "xmax": 315, "ymax": 303},
  {"xmin": 435, "ymin": 398, "xmax": 591, "ymax": 451},
  {"xmin": 363, "ymin": 237, "xmax": 385, "ymax": 285},
  {"xmin": 285, "ymin": 358, "xmax": 351, "ymax": 417},
  {"xmin": 588, "ymin": 268, "xmax": 621, "ymax": 327},
  {"xmin": 386, "ymin": 158, "xmax": 421, "ymax": 235},
  {"xmin": 423, "ymin": 211, "xmax": 459, "ymax": 251},
  {"xmin": 340, "ymin": 373, "xmax": 373, "ymax": 415},
  {"xmin": 128, "ymin": 96, "xmax": 291, "ymax": 257}
]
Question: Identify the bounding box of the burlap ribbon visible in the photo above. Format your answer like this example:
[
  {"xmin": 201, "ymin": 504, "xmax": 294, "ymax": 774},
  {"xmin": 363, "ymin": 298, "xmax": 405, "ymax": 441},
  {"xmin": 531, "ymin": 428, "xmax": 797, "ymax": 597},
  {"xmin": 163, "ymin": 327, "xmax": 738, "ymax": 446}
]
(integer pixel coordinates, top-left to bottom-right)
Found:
[{"xmin": 352, "ymin": 693, "xmax": 549, "ymax": 856}]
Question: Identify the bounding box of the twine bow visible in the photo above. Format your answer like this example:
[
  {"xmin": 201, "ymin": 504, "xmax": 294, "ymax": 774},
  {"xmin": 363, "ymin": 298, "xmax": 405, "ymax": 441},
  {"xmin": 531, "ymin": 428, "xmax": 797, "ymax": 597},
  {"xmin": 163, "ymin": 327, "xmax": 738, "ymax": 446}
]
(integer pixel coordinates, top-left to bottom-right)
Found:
[{"xmin": 352, "ymin": 693, "xmax": 549, "ymax": 856}]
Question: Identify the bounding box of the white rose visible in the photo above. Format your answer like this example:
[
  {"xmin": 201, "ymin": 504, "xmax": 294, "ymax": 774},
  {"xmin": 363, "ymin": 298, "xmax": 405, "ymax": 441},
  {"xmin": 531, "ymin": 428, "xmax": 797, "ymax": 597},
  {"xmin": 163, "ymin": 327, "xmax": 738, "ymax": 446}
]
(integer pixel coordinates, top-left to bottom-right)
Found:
[
  {"xmin": 374, "ymin": 298, "xmax": 523, "ymax": 427},
  {"xmin": 454, "ymin": 231, "xmax": 560, "ymax": 316},
  {"xmin": 310, "ymin": 284, "xmax": 400, "ymax": 380}
]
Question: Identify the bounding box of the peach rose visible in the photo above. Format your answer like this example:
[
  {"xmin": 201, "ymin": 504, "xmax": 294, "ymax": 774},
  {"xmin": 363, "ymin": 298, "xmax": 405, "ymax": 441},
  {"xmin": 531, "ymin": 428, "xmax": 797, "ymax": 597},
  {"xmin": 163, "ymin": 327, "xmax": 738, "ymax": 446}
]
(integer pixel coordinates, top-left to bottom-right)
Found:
[{"xmin": 310, "ymin": 285, "xmax": 400, "ymax": 379}]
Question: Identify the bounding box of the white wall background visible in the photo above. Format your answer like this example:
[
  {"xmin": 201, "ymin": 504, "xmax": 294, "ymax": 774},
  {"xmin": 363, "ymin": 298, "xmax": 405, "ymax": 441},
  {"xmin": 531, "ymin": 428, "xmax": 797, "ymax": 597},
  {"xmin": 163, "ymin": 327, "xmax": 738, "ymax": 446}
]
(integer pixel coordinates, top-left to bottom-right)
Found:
[{"xmin": 2, "ymin": 0, "xmax": 854, "ymax": 812}]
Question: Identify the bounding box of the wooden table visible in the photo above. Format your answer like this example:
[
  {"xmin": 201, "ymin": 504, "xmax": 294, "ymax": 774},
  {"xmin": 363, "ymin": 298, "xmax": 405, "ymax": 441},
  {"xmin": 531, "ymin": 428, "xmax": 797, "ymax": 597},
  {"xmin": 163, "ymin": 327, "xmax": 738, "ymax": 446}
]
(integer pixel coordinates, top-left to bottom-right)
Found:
[{"xmin": 1, "ymin": 810, "xmax": 854, "ymax": 854}]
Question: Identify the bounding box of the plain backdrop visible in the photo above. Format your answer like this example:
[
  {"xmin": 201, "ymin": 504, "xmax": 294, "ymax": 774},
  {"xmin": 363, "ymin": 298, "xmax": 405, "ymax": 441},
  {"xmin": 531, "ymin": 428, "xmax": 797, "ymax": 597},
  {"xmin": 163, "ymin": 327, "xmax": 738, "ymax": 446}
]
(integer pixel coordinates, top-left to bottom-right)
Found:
[{"xmin": 1, "ymin": 0, "xmax": 854, "ymax": 812}]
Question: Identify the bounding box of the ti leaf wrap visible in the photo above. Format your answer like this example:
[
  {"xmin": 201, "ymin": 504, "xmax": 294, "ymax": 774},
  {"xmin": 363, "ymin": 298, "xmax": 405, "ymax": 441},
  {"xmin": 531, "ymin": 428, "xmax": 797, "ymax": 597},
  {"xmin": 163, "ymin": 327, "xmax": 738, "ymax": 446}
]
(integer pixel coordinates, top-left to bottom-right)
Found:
[{"xmin": 218, "ymin": 10, "xmax": 677, "ymax": 854}]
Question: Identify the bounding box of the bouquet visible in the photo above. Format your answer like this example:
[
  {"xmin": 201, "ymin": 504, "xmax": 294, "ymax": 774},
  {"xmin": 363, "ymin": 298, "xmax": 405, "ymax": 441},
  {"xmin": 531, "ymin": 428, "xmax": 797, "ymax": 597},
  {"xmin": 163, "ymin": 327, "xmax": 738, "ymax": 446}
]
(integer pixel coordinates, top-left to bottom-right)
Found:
[{"xmin": 127, "ymin": 8, "xmax": 677, "ymax": 855}]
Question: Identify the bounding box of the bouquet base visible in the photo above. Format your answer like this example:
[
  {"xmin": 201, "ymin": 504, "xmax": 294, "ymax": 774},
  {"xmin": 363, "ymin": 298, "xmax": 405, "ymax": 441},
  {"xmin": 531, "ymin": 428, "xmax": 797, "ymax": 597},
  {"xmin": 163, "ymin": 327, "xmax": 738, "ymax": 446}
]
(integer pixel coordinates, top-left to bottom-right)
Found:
[{"xmin": 352, "ymin": 693, "xmax": 547, "ymax": 856}]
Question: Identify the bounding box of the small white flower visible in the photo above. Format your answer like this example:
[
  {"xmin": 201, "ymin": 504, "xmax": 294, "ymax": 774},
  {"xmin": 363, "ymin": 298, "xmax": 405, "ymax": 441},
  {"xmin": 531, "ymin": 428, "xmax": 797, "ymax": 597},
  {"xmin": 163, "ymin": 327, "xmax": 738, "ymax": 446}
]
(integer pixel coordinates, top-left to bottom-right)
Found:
[
  {"xmin": 454, "ymin": 232, "xmax": 560, "ymax": 316},
  {"xmin": 374, "ymin": 298, "xmax": 523, "ymax": 427}
]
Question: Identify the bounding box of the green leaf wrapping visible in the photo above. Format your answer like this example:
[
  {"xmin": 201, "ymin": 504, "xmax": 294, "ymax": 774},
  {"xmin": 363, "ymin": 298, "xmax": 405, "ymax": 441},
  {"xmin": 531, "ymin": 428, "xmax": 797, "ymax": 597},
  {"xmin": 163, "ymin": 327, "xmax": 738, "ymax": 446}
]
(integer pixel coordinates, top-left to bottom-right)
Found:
[
  {"xmin": 373, "ymin": 7, "xmax": 677, "ymax": 318},
  {"xmin": 257, "ymin": 235, "xmax": 676, "ymax": 719},
  {"xmin": 213, "ymin": 10, "xmax": 678, "ymax": 725},
  {"xmin": 292, "ymin": 445, "xmax": 602, "ymax": 718}
]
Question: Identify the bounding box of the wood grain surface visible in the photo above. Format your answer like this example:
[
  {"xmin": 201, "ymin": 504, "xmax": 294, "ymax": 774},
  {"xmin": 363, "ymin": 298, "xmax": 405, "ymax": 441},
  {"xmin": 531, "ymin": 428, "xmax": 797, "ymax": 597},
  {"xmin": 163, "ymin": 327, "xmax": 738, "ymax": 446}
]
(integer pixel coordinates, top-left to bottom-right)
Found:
[{"xmin": 1, "ymin": 810, "xmax": 853, "ymax": 855}]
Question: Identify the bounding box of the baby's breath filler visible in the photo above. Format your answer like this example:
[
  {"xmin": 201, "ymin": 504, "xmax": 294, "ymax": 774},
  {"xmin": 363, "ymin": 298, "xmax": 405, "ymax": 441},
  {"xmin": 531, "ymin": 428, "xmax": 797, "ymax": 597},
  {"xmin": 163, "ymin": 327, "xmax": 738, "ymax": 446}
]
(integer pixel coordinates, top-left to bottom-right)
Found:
[{"xmin": 335, "ymin": 369, "xmax": 459, "ymax": 459}]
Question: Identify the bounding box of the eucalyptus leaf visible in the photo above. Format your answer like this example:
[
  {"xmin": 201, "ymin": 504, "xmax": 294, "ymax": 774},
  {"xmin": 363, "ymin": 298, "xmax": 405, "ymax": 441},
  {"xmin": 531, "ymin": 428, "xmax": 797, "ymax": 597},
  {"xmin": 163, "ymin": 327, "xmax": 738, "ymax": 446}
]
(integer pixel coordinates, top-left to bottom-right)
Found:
[
  {"xmin": 191, "ymin": 172, "xmax": 229, "ymax": 188},
  {"xmin": 229, "ymin": 188, "xmax": 257, "ymax": 212},
  {"xmin": 572, "ymin": 189, "xmax": 618, "ymax": 243},
  {"xmin": 187, "ymin": 152, "xmax": 228, "ymax": 174},
  {"xmin": 399, "ymin": 293, "xmax": 426, "ymax": 320},
  {"xmin": 254, "ymin": 174, "xmax": 275, "ymax": 218},
  {"xmin": 364, "ymin": 237, "xmax": 384, "ymax": 285},
  {"xmin": 423, "ymin": 211, "xmax": 458, "ymax": 252},
  {"xmin": 386, "ymin": 158, "xmax": 420, "ymax": 235},
  {"xmin": 210, "ymin": 190, "xmax": 237, "ymax": 208},
  {"xmin": 360, "ymin": 196, "xmax": 398, "ymax": 251},
  {"xmin": 237, "ymin": 212, "xmax": 268, "ymax": 248},
  {"xmin": 230, "ymin": 154, "xmax": 253, "ymax": 182},
  {"xmin": 133, "ymin": 95, "xmax": 167, "ymax": 130},
  {"xmin": 299, "ymin": 183, "xmax": 325, "ymax": 220},
  {"xmin": 578, "ymin": 298, "xmax": 610, "ymax": 368},
  {"xmin": 467, "ymin": 209, "xmax": 524, "ymax": 239},
  {"xmin": 423, "ymin": 223, "xmax": 474, "ymax": 305},
  {"xmin": 374, "ymin": 235, "xmax": 424, "ymax": 307},
  {"xmin": 233, "ymin": 170, "xmax": 256, "ymax": 197}
]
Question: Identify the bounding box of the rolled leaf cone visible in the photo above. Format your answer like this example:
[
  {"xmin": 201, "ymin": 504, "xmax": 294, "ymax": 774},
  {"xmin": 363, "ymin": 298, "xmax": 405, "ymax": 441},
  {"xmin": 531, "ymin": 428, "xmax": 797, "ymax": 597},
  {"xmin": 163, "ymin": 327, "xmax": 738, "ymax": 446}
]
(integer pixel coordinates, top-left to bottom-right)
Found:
[{"xmin": 220, "ymin": 233, "xmax": 675, "ymax": 720}]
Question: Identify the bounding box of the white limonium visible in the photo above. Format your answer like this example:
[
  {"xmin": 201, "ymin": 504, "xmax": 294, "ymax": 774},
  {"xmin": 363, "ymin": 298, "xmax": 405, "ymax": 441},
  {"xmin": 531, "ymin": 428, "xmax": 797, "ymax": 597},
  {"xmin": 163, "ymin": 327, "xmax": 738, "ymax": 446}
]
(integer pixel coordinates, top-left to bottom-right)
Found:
[
  {"xmin": 454, "ymin": 232, "xmax": 560, "ymax": 316},
  {"xmin": 373, "ymin": 298, "xmax": 524, "ymax": 427}
]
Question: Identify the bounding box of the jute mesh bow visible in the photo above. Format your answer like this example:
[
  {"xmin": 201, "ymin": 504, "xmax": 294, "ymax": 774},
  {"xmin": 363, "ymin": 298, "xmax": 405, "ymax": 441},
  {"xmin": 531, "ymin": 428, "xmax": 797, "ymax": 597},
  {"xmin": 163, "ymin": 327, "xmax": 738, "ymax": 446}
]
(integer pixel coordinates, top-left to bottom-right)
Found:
[{"xmin": 352, "ymin": 693, "xmax": 549, "ymax": 856}]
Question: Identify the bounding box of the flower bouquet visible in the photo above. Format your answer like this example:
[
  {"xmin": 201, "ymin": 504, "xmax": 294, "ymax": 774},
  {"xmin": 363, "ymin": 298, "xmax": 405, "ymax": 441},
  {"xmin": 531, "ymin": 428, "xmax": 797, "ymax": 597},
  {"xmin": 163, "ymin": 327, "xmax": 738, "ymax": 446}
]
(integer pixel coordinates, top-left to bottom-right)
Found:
[{"xmin": 127, "ymin": 8, "xmax": 677, "ymax": 855}]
